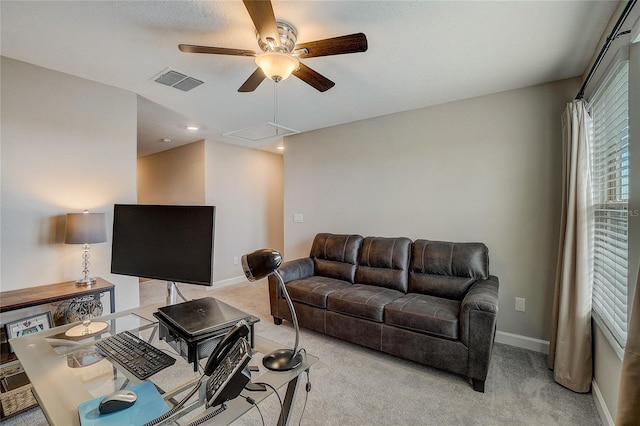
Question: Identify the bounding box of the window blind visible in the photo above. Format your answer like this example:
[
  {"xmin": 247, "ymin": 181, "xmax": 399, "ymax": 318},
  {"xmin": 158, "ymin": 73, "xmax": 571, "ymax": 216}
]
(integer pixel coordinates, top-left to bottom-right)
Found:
[{"xmin": 589, "ymin": 60, "xmax": 629, "ymax": 347}]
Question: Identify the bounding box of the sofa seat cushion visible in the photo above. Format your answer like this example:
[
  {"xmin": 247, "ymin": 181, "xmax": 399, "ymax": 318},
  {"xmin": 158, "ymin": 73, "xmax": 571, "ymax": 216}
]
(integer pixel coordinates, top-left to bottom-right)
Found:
[
  {"xmin": 286, "ymin": 277, "xmax": 351, "ymax": 309},
  {"xmin": 327, "ymin": 284, "xmax": 404, "ymax": 322},
  {"xmin": 384, "ymin": 293, "xmax": 461, "ymax": 340}
]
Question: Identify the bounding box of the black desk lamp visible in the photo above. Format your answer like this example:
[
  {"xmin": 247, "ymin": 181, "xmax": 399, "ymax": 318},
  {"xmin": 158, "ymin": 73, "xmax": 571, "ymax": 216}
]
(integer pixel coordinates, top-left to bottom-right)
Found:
[{"xmin": 241, "ymin": 249, "xmax": 303, "ymax": 371}]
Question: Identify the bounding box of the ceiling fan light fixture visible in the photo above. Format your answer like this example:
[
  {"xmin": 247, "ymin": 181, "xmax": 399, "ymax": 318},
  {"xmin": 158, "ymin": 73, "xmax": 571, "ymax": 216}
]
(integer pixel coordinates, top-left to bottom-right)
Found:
[
  {"xmin": 178, "ymin": 2, "xmax": 366, "ymax": 92},
  {"xmin": 255, "ymin": 52, "xmax": 299, "ymax": 83}
]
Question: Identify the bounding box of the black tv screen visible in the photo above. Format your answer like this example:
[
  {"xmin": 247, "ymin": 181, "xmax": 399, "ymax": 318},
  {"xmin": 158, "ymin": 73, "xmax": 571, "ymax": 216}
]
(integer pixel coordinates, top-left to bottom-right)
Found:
[{"xmin": 111, "ymin": 204, "xmax": 215, "ymax": 286}]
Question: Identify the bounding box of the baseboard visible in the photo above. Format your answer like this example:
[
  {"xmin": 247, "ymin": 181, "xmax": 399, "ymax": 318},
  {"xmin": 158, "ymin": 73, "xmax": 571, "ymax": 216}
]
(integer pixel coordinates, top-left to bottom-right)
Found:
[
  {"xmin": 495, "ymin": 331, "xmax": 550, "ymax": 354},
  {"xmin": 592, "ymin": 379, "xmax": 615, "ymax": 426},
  {"xmin": 210, "ymin": 275, "xmax": 246, "ymax": 289}
]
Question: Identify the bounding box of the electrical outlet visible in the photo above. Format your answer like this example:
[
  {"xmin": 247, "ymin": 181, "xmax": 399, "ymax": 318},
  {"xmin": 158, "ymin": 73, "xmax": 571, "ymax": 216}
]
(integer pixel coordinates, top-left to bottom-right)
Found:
[
  {"xmin": 233, "ymin": 256, "xmax": 238, "ymax": 265},
  {"xmin": 515, "ymin": 297, "xmax": 525, "ymax": 312},
  {"xmin": 293, "ymin": 213, "xmax": 304, "ymax": 223}
]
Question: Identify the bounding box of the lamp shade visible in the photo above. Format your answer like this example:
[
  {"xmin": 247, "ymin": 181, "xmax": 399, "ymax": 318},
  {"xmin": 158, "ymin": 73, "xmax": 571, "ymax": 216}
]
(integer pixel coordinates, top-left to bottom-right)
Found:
[
  {"xmin": 241, "ymin": 249, "xmax": 282, "ymax": 281},
  {"xmin": 65, "ymin": 212, "xmax": 107, "ymax": 244},
  {"xmin": 255, "ymin": 52, "xmax": 299, "ymax": 82}
]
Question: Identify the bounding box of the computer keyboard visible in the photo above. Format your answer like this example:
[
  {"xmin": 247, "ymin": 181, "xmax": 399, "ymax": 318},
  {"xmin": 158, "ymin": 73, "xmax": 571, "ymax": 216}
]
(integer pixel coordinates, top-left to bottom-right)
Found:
[
  {"xmin": 206, "ymin": 338, "xmax": 251, "ymax": 408},
  {"xmin": 95, "ymin": 331, "xmax": 176, "ymax": 380}
]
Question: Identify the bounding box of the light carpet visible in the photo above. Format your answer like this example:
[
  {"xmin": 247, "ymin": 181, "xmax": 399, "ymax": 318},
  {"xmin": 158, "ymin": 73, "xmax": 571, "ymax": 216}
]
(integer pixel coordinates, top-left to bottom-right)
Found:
[{"xmin": 3, "ymin": 279, "xmax": 601, "ymax": 425}]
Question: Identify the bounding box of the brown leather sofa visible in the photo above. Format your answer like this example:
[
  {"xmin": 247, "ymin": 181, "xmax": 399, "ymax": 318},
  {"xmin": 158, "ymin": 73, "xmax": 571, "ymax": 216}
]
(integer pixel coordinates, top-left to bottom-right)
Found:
[{"xmin": 268, "ymin": 233, "xmax": 499, "ymax": 392}]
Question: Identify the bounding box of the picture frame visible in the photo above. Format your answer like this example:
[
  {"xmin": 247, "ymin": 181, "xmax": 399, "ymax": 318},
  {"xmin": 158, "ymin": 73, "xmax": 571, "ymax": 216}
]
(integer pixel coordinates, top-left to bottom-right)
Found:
[{"xmin": 5, "ymin": 311, "xmax": 53, "ymax": 352}]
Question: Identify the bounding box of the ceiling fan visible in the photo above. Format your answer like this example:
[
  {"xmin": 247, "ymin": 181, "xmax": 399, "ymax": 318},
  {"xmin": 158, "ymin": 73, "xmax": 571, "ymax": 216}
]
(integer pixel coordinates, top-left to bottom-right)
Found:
[{"xmin": 178, "ymin": 0, "xmax": 368, "ymax": 93}]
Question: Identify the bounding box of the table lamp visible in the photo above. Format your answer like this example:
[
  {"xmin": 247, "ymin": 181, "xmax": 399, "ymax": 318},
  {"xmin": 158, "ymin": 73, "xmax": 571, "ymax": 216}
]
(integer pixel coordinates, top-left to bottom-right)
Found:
[
  {"xmin": 241, "ymin": 249, "xmax": 303, "ymax": 371},
  {"xmin": 65, "ymin": 210, "xmax": 107, "ymax": 286}
]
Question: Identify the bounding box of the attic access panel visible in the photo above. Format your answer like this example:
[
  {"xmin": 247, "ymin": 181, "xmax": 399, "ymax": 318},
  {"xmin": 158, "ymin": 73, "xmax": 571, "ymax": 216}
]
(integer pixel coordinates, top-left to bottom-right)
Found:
[{"xmin": 223, "ymin": 122, "xmax": 299, "ymax": 142}]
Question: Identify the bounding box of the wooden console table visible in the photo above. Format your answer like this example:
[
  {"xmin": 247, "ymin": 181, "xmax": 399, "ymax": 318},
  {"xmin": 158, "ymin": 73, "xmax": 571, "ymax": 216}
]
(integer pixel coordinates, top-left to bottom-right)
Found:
[
  {"xmin": 0, "ymin": 278, "xmax": 115, "ymax": 421},
  {"xmin": 0, "ymin": 277, "xmax": 115, "ymax": 314},
  {"xmin": 1, "ymin": 277, "xmax": 116, "ymax": 363}
]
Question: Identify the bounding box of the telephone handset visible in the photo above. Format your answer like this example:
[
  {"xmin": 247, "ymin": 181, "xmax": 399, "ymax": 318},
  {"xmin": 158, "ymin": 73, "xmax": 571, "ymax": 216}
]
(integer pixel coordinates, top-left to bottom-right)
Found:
[
  {"xmin": 143, "ymin": 320, "xmax": 252, "ymax": 426},
  {"xmin": 203, "ymin": 320, "xmax": 250, "ymax": 376},
  {"xmin": 201, "ymin": 320, "xmax": 254, "ymax": 410}
]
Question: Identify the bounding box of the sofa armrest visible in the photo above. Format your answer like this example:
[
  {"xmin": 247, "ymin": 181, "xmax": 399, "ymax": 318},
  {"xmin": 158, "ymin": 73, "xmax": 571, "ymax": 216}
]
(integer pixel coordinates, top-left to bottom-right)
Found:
[
  {"xmin": 277, "ymin": 257, "xmax": 315, "ymax": 283},
  {"xmin": 461, "ymin": 275, "xmax": 499, "ymax": 320},
  {"xmin": 268, "ymin": 258, "xmax": 314, "ymax": 322},
  {"xmin": 460, "ymin": 275, "xmax": 499, "ymax": 386}
]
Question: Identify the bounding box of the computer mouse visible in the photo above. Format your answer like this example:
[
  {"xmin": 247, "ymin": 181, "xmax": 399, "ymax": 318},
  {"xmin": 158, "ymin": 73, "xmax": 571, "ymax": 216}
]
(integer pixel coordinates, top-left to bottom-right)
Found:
[{"xmin": 98, "ymin": 390, "xmax": 137, "ymax": 414}]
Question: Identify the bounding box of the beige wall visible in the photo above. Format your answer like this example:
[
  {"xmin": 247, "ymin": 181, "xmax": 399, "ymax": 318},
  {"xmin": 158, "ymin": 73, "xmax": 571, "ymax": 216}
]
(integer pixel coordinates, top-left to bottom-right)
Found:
[
  {"xmin": 283, "ymin": 77, "xmax": 580, "ymax": 341},
  {"xmin": 204, "ymin": 140, "xmax": 284, "ymax": 283},
  {"xmin": 137, "ymin": 141, "xmax": 205, "ymax": 204},
  {"xmin": 0, "ymin": 57, "xmax": 139, "ymax": 310},
  {"xmin": 136, "ymin": 137, "xmax": 284, "ymax": 285},
  {"xmin": 593, "ymin": 325, "xmax": 623, "ymax": 424}
]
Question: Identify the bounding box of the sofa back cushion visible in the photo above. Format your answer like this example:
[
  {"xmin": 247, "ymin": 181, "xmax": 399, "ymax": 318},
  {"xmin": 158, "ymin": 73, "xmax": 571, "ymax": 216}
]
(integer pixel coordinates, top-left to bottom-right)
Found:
[
  {"xmin": 409, "ymin": 240, "xmax": 489, "ymax": 300},
  {"xmin": 355, "ymin": 237, "xmax": 412, "ymax": 292},
  {"xmin": 310, "ymin": 233, "xmax": 363, "ymax": 283}
]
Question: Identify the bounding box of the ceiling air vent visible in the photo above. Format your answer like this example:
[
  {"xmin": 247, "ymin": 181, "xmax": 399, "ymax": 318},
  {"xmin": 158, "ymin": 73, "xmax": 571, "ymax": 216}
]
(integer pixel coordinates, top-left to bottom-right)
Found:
[{"xmin": 152, "ymin": 68, "xmax": 203, "ymax": 92}]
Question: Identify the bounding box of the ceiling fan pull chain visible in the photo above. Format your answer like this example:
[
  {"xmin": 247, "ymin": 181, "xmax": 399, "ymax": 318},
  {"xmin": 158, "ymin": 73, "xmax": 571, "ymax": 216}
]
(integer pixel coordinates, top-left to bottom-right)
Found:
[{"xmin": 273, "ymin": 83, "xmax": 279, "ymax": 134}]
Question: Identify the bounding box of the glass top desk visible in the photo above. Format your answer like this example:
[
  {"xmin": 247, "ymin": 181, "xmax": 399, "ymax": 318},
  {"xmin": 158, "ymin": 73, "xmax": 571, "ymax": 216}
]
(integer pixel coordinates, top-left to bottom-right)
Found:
[{"xmin": 10, "ymin": 303, "xmax": 317, "ymax": 426}]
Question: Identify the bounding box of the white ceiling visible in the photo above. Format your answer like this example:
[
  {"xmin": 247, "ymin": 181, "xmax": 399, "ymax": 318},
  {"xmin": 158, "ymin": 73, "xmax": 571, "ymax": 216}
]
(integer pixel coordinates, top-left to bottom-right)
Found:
[{"xmin": 1, "ymin": 1, "xmax": 619, "ymax": 156}]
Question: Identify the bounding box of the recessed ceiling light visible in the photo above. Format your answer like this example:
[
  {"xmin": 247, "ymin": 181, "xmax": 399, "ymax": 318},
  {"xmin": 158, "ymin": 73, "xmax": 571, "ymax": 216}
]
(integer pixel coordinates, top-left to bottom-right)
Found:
[
  {"xmin": 277, "ymin": 146, "xmax": 284, "ymax": 150},
  {"xmin": 186, "ymin": 126, "xmax": 199, "ymax": 131},
  {"xmin": 161, "ymin": 138, "xmax": 172, "ymax": 143}
]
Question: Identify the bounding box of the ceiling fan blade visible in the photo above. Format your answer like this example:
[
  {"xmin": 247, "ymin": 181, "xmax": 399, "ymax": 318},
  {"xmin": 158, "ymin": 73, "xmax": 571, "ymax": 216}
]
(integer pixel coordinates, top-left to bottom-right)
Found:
[
  {"xmin": 292, "ymin": 63, "xmax": 335, "ymax": 92},
  {"xmin": 179, "ymin": 44, "xmax": 256, "ymax": 56},
  {"xmin": 238, "ymin": 68, "xmax": 267, "ymax": 92},
  {"xmin": 243, "ymin": 0, "xmax": 280, "ymax": 48},
  {"xmin": 295, "ymin": 33, "xmax": 368, "ymax": 59}
]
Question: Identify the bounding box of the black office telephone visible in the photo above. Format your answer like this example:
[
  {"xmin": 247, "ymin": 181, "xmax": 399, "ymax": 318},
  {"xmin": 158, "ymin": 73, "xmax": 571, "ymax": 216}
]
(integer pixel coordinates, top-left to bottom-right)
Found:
[
  {"xmin": 203, "ymin": 320, "xmax": 249, "ymax": 375},
  {"xmin": 143, "ymin": 321, "xmax": 254, "ymax": 426},
  {"xmin": 203, "ymin": 320, "xmax": 253, "ymax": 408}
]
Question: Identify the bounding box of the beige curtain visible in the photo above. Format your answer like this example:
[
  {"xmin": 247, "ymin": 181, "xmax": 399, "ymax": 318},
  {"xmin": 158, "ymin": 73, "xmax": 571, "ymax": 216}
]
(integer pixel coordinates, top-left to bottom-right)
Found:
[
  {"xmin": 548, "ymin": 99, "xmax": 593, "ymax": 393},
  {"xmin": 617, "ymin": 262, "xmax": 640, "ymax": 425}
]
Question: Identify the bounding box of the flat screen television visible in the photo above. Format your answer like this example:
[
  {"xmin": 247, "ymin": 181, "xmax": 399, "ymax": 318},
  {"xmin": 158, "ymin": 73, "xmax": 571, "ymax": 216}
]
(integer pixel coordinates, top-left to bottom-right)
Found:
[{"xmin": 111, "ymin": 204, "xmax": 215, "ymax": 286}]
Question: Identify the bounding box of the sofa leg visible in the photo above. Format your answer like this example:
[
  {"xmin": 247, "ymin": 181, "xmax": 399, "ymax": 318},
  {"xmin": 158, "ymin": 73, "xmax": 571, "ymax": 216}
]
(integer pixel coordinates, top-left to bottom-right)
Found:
[
  {"xmin": 273, "ymin": 317, "xmax": 283, "ymax": 325},
  {"xmin": 472, "ymin": 379, "xmax": 485, "ymax": 393}
]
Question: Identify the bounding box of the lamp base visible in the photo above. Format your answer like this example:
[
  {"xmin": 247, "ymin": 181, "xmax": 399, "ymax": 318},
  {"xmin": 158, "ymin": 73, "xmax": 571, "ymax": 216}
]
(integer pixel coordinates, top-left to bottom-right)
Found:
[
  {"xmin": 75, "ymin": 277, "xmax": 96, "ymax": 287},
  {"xmin": 262, "ymin": 348, "xmax": 303, "ymax": 371}
]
